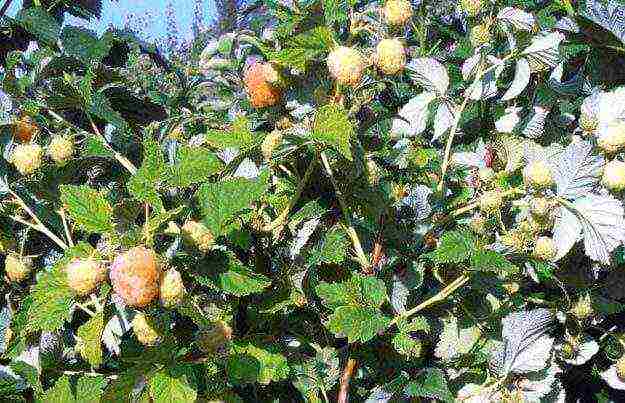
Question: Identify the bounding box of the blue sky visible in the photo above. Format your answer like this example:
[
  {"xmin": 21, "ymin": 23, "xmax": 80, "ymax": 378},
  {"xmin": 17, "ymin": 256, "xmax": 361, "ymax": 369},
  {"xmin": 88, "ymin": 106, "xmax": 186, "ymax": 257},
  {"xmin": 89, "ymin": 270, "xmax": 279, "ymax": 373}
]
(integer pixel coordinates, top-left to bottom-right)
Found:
[{"xmin": 8, "ymin": 0, "xmax": 217, "ymax": 41}]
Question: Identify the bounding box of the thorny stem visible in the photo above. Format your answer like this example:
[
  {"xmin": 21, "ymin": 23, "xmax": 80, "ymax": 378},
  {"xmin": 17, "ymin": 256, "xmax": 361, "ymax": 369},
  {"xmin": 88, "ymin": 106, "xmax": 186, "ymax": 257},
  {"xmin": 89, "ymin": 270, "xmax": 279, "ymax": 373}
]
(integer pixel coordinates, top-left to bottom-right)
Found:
[
  {"xmin": 58, "ymin": 207, "xmax": 74, "ymax": 247},
  {"xmin": 320, "ymin": 151, "xmax": 371, "ymax": 272},
  {"xmin": 437, "ymin": 53, "xmax": 516, "ymax": 193},
  {"xmin": 389, "ymin": 274, "xmax": 470, "ymax": 327},
  {"xmin": 263, "ymin": 157, "xmax": 317, "ymax": 233},
  {"xmin": 8, "ymin": 189, "xmax": 68, "ymax": 250},
  {"xmin": 337, "ymin": 358, "xmax": 357, "ymax": 403}
]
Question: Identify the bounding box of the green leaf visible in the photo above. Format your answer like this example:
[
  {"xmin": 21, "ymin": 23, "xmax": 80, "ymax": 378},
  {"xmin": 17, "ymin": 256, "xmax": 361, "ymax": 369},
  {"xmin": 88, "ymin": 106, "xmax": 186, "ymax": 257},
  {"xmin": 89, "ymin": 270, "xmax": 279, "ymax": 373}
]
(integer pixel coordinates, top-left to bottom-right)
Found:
[
  {"xmin": 89, "ymin": 92, "xmax": 128, "ymax": 131},
  {"xmin": 167, "ymin": 146, "xmax": 223, "ymax": 187},
  {"xmin": 102, "ymin": 367, "xmax": 143, "ymax": 403},
  {"xmin": 227, "ymin": 342, "xmax": 289, "ymax": 385},
  {"xmin": 127, "ymin": 135, "xmax": 167, "ymax": 209},
  {"xmin": 16, "ymin": 7, "xmax": 61, "ymax": 45},
  {"xmin": 61, "ymin": 27, "xmax": 113, "ymax": 64},
  {"xmin": 148, "ymin": 365, "xmax": 197, "ymax": 403},
  {"xmin": 76, "ymin": 312, "xmax": 104, "ymax": 368},
  {"xmin": 292, "ymin": 346, "xmax": 340, "ymax": 401},
  {"xmin": 469, "ymin": 250, "xmax": 518, "ymax": 273},
  {"xmin": 308, "ymin": 226, "xmax": 348, "ymax": 265},
  {"xmin": 75, "ymin": 375, "xmax": 107, "ymax": 403},
  {"xmin": 82, "ymin": 135, "xmax": 114, "ymax": 158},
  {"xmin": 204, "ymin": 116, "xmax": 254, "ymax": 150},
  {"xmin": 41, "ymin": 375, "xmax": 74, "ymax": 403},
  {"xmin": 198, "ymin": 171, "xmax": 269, "ymax": 237},
  {"xmin": 60, "ymin": 185, "xmax": 114, "ymax": 233},
  {"xmin": 316, "ymin": 273, "xmax": 387, "ymax": 310},
  {"xmin": 312, "ymin": 104, "xmax": 354, "ymax": 160},
  {"xmin": 323, "ymin": 0, "xmax": 348, "ymax": 25},
  {"xmin": 327, "ymin": 306, "xmax": 390, "ymax": 343},
  {"xmin": 404, "ymin": 368, "xmax": 453, "ymax": 403},
  {"xmin": 269, "ymin": 27, "xmax": 334, "ymax": 70},
  {"xmin": 430, "ymin": 230, "xmax": 476, "ymax": 264},
  {"xmin": 217, "ymin": 262, "xmax": 272, "ymax": 297}
]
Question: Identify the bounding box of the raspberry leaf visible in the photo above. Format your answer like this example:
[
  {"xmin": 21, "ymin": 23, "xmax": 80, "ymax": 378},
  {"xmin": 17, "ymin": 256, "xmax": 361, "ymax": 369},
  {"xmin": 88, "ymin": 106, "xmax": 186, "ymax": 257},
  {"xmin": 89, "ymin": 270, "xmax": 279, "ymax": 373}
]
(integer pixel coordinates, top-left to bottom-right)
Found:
[
  {"xmin": 148, "ymin": 364, "xmax": 197, "ymax": 403},
  {"xmin": 60, "ymin": 185, "xmax": 114, "ymax": 233},
  {"xmin": 76, "ymin": 312, "xmax": 104, "ymax": 368},
  {"xmin": 312, "ymin": 104, "xmax": 355, "ymax": 161},
  {"xmin": 227, "ymin": 342, "xmax": 289, "ymax": 385},
  {"xmin": 75, "ymin": 375, "xmax": 106, "ymax": 403}
]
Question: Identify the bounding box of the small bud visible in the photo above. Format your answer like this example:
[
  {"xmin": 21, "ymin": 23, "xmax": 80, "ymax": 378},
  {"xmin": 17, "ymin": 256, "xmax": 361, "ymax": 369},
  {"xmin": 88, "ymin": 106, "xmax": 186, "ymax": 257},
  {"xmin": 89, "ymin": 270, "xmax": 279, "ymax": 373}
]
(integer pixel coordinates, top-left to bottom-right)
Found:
[
  {"xmin": 182, "ymin": 220, "xmax": 215, "ymax": 252},
  {"xmin": 197, "ymin": 321, "xmax": 233, "ymax": 355},
  {"xmin": 132, "ymin": 313, "xmax": 162, "ymax": 347},
  {"xmin": 48, "ymin": 135, "xmax": 74, "ymax": 165},
  {"xmin": 460, "ymin": 0, "xmax": 484, "ymax": 16},
  {"xmin": 65, "ymin": 258, "xmax": 107, "ymax": 296},
  {"xmin": 383, "ymin": 0, "xmax": 413, "ymax": 26},
  {"xmin": 327, "ymin": 46, "xmax": 366, "ymax": 87},
  {"xmin": 470, "ymin": 23, "xmax": 492, "ymax": 48},
  {"xmin": 529, "ymin": 197, "xmax": 551, "ymax": 218},
  {"xmin": 602, "ymin": 160, "xmax": 625, "ymax": 192},
  {"xmin": 570, "ymin": 294, "xmax": 594, "ymax": 321},
  {"xmin": 159, "ymin": 269, "xmax": 186, "ymax": 308},
  {"xmin": 4, "ymin": 253, "xmax": 33, "ymax": 282},
  {"xmin": 374, "ymin": 38, "xmax": 406, "ymax": 75},
  {"xmin": 366, "ymin": 157, "xmax": 382, "ymax": 186},
  {"xmin": 502, "ymin": 282, "xmax": 520, "ymax": 294},
  {"xmin": 523, "ymin": 160, "xmax": 554, "ymax": 189},
  {"xmin": 261, "ymin": 130, "xmax": 283, "ymax": 161},
  {"xmin": 14, "ymin": 116, "xmax": 38, "ymax": 142},
  {"xmin": 617, "ymin": 355, "xmax": 625, "ymax": 381},
  {"xmin": 533, "ymin": 236, "xmax": 557, "ymax": 261},
  {"xmin": 469, "ymin": 213, "xmax": 488, "ymax": 234},
  {"xmin": 598, "ymin": 120, "xmax": 625, "ymax": 154},
  {"xmin": 479, "ymin": 190, "xmax": 503, "ymax": 214},
  {"xmin": 10, "ymin": 143, "xmax": 43, "ymax": 175}
]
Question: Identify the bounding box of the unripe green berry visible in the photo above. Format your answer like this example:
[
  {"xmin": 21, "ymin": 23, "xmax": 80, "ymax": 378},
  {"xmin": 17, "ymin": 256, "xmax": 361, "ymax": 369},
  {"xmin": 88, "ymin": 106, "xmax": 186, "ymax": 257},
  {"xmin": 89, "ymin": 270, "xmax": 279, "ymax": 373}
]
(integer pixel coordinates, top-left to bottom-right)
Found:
[
  {"xmin": 579, "ymin": 113, "xmax": 598, "ymax": 134},
  {"xmin": 132, "ymin": 313, "xmax": 162, "ymax": 347},
  {"xmin": 460, "ymin": 0, "xmax": 484, "ymax": 16},
  {"xmin": 65, "ymin": 258, "xmax": 107, "ymax": 296},
  {"xmin": 602, "ymin": 160, "xmax": 625, "ymax": 192},
  {"xmin": 533, "ymin": 236, "xmax": 557, "ymax": 261},
  {"xmin": 529, "ymin": 197, "xmax": 551, "ymax": 218},
  {"xmin": 470, "ymin": 24, "xmax": 492, "ymax": 47},
  {"xmin": 48, "ymin": 135, "xmax": 74, "ymax": 165},
  {"xmin": 159, "ymin": 269, "xmax": 186, "ymax": 308},
  {"xmin": 4, "ymin": 253, "xmax": 33, "ymax": 282},
  {"xmin": 182, "ymin": 220, "xmax": 215, "ymax": 252},
  {"xmin": 570, "ymin": 294, "xmax": 593, "ymax": 321}
]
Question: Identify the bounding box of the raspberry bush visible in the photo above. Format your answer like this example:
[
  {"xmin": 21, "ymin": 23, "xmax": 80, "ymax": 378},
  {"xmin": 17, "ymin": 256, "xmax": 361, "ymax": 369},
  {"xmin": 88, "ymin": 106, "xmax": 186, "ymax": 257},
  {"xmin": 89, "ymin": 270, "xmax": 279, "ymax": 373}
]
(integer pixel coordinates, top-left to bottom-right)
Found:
[{"xmin": 3, "ymin": 0, "xmax": 625, "ymax": 401}]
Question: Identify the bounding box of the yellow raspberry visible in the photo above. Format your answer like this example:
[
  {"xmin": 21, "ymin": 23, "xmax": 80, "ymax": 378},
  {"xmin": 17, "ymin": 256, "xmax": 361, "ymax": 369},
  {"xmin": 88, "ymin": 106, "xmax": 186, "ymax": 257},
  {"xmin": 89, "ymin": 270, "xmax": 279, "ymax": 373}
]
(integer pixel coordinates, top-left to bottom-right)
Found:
[
  {"xmin": 327, "ymin": 46, "xmax": 366, "ymax": 87},
  {"xmin": 159, "ymin": 269, "xmax": 186, "ymax": 308},
  {"xmin": 602, "ymin": 160, "xmax": 625, "ymax": 191},
  {"xmin": 375, "ymin": 38, "xmax": 406, "ymax": 75},
  {"xmin": 65, "ymin": 258, "xmax": 107, "ymax": 296},
  {"xmin": 523, "ymin": 160, "xmax": 554, "ymax": 189},
  {"xmin": 48, "ymin": 135, "xmax": 74, "ymax": 165},
  {"xmin": 383, "ymin": 0, "xmax": 413, "ymax": 26},
  {"xmin": 243, "ymin": 62, "xmax": 281, "ymax": 108},
  {"xmin": 197, "ymin": 321, "xmax": 233, "ymax": 355},
  {"xmin": 617, "ymin": 356, "xmax": 625, "ymax": 381},
  {"xmin": 261, "ymin": 130, "xmax": 283, "ymax": 161},
  {"xmin": 460, "ymin": 0, "xmax": 484, "ymax": 16},
  {"xmin": 501, "ymin": 230, "xmax": 529, "ymax": 253},
  {"xmin": 479, "ymin": 190, "xmax": 503, "ymax": 214},
  {"xmin": 4, "ymin": 253, "xmax": 33, "ymax": 283},
  {"xmin": 533, "ymin": 236, "xmax": 557, "ymax": 261},
  {"xmin": 10, "ymin": 143, "xmax": 43, "ymax": 175},
  {"xmin": 109, "ymin": 247, "xmax": 161, "ymax": 308},
  {"xmin": 598, "ymin": 120, "xmax": 625, "ymax": 154},
  {"xmin": 470, "ymin": 23, "xmax": 492, "ymax": 48},
  {"xmin": 132, "ymin": 313, "xmax": 162, "ymax": 347},
  {"xmin": 579, "ymin": 113, "xmax": 598, "ymax": 134},
  {"xmin": 529, "ymin": 197, "xmax": 551, "ymax": 218},
  {"xmin": 182, "ymin": 220, "xmax": 215, "ymax": 252}
]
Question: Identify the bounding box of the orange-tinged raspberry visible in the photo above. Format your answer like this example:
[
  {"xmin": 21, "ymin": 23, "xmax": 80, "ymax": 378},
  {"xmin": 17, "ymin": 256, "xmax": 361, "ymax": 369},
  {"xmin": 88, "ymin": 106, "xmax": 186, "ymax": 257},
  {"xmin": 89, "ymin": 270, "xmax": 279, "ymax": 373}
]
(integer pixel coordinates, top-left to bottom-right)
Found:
[
  {"xmin": 109, "ymin": 247, "xmax": 160, "ymax": 307},
  {"xmin": 375, "ymin": 38, "xmax": 406, "ymax": 75},
  {"xmin": 243, "ymin": 62, "xmax": 281, "ymax": 108},
  {"xmin": 327, "ymin": 46, "xmax": 366, "ymax": 87},
  {"xmin": 14, "ymin": 116, "xmax": 38, "ymax": 142},
  {"xmin": 65, "ymin": 258, "xmax": 107, "ymax": 296},
  {"xmin": 159, "ymin": 269, "xmax": 186, "ymax": 308}
]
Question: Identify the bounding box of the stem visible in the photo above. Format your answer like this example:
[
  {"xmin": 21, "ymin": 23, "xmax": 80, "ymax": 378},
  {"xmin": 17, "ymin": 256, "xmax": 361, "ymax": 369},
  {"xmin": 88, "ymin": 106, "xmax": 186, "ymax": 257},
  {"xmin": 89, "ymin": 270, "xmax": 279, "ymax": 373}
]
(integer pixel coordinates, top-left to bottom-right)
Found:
[
  {"xmin": 75, "ymin": 301, "xmax": 96, "ymax": 317},
  {"xmin": 389, "ymin": 274, "xmax": 470, "ymax": 327},
  {"xmin": 337, "ymin": 358, "xmax": 357, "ymax": 403},
  {"xmin": 263, "ymin": 158, "xmax": 317, "ymax": 233},
  {"xmin": 88, "ymin": 117, "xmax": 138, "ymax": 175},
  {"xmin": 58, "ymin": 208, "xmax": 74, "ymax": 247},
  {"xmin": 8, "ymin": 189, "xmax": 68, "ymax": 250},
  {"xmin": 320, "ymin": 151, "xmax": 371, "ymax": 272}
]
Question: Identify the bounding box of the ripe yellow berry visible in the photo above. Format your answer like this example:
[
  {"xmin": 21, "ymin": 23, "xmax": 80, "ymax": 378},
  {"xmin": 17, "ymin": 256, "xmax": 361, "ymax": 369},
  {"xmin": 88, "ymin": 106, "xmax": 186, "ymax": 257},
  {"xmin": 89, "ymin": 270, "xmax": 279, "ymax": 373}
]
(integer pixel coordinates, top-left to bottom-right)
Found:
[
  {"xmin": 374, "ymin": 38, "xmax": 406, "ymax": 75},
  {"xmin": 182, "ymin": 220, "xmax": 215, "ymax": 252},
  {"xmin": 197, "ymin": 321, "xmax": 233, "ymax": 355},
  {"xmin": 523, "ymin": 161, "xmax": 554, "ymax": 189},
  {"xmin": 261, "ymin": 130, "xmax": 283, "ymax": 161},
  {"xmin": 470, "ymin": 23, "xmax": 492, "ymax": 48},
  {"xmin": 14, "ymin": 116, "xmax": 38, "ymax": 142},
  {"xmin": 327, "ymin": 46, "xmax": 366, "ymax": 87},
  {"xmin": 501, "ymin": 230, "xmax": 528, "ymax": 253},
  {"xmin": 603, "ymin": 160, "xmax": 625, "ymax": 191},
  {"xmin": 529, "ymin": 197, "xmax": 551, "ymax": 218},
  {"xmin": 617, "ymin": 356, "xmax": 625, "ymax": 381},
  {"xmin": 4, "ymin": 253, "xmax": 33, "ymax": 282},
  {"xmin": 383, "ymin": 0, "xmax": 413, "ymax": 26},
  {"xmin": 243, "ymin": 62, "xmax": 281, "ymax": 108},
  {"xmin": 460, "ymin": 0, "xmax": 484, "ymax": 16},
  {"xmin": 598, "ymin": 120, "xmax": 625, "ymax": 154},
  {"xmin": 10, "ymin": 143, "xmax": 43, "ymax": 175},
  {"xmin": 132, "ymin": 313, "xmax": 162, "ymax": 347},
  {"xmin": 159, "ymin": 269, "xmax": 186, "ymax": 308},
  {"xmin": 65, "ymin": 258, "xmax": 107, "ymax": 296},
  {"xmin": 533, "ymin": 236, "xmax": 557, "ymax": 261},
  {"xmin": 109, "ymin": 247, "xmax": 161, "ymax": 308},
  {"xmin": 48, "ymin": 135, "xmax": 74, "ymax": 165},
  {"xmin": 479, "ymin": 190, "xmax": 503, "ymax": 214}
]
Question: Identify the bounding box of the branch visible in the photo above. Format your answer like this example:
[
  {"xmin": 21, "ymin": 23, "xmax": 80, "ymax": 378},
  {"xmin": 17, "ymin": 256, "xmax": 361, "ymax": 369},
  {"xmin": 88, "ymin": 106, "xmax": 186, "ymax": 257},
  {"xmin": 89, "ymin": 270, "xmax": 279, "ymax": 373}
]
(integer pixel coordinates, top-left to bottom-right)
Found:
[{"xmin": 337, "ymin": 358, "xmax": 357, "ymax": 403}]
